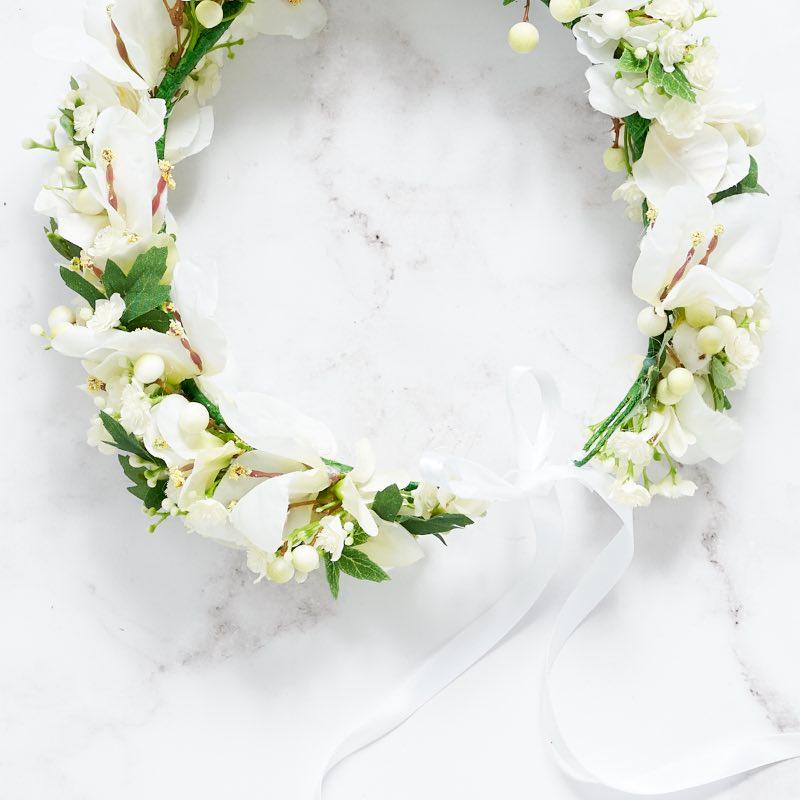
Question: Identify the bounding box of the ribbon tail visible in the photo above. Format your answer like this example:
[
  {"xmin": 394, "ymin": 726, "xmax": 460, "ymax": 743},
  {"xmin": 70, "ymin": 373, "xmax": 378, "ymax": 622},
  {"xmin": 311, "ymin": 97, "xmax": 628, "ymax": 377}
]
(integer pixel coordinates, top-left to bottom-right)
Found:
[
  {"xmin": 542, "ymin": 504, "xmax": 800, "ymax": 795},
  {"xmin": 317, "ymin": 493, "xmax": 563, "ymax": 799}
]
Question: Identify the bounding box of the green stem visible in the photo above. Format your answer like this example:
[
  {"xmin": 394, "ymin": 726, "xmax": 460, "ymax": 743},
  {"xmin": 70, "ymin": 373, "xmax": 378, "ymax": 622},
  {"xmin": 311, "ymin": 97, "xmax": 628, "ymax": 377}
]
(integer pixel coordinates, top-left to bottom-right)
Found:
[{"xmin": 154, "ymin": 1, "xmax": 247, "ymax": 159}]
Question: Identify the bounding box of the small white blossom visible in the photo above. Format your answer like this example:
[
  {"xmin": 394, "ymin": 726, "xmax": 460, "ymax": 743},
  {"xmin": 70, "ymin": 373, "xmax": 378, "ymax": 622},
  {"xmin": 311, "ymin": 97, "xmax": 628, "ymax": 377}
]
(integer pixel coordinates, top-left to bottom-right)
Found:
[
  {"xmin": 86, "ymin": 293, "xmax": 125, "ymax": 333},
  {"xmin": 610, "ymin": 479, "xmax": 652, "ymax": 508},
  {"xmin": 119, "ymin": 381, "xmax": 152, "ymax": 437},
  {"xmin": 185, "ymin": 498, "xmax": 230, "ymax": 537},
  {"xmin": 682, "ymin": 43, "xmax": 718, "ymax": 90},
  {"xmin": 725, "ymin": 328, "xmax": 760, "ymax": 371},
  {"xmin": 609, "ymin": 431, "xmax": 654, "ymax": 467},
  {"xmin": 651, "ymin": 475, "xmax": 697, "ymax": 498},
  {"xmin": 646, "ymin": 0, "xmax": 694, "ymax": 26},
  {"xmin": 73, "ymin": 103, "xmax": 99, "ymax": 141},
  {"xmin": 658, "ymin": 96, "xmax": 705, "ymax": 139},
  {"xmin": 87, "ymin": 415, "xmax": 115, "ymax": 455},
  {"xmin": 658, "ymin": 28, "xmax": 690, "ymax": 71},
  {"xmin": 317, "ymin": 515, "xmax": 347, "ymax": 562}
]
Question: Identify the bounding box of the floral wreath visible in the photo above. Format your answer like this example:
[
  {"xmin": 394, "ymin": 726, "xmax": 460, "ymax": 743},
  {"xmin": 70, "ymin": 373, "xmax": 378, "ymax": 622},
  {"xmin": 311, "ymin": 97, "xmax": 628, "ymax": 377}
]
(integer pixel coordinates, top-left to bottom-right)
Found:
[{"xmin": 28, "ymin": 0, "xmax": 774, "ymax": 596}]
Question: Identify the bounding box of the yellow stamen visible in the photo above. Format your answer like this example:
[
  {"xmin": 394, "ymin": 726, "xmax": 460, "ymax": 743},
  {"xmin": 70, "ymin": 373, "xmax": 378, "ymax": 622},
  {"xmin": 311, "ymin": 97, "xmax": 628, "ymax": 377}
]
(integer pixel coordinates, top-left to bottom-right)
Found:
[{"xmin": 101, "ymin": 147, "xmax": 114, "ymax": 164}]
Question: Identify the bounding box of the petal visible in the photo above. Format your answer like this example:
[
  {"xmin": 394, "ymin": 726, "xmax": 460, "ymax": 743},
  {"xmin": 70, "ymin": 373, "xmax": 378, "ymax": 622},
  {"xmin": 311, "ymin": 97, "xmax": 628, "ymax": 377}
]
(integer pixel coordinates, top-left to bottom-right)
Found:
[
  {"xmin": 710, "ymin": 193, "xmax": 780, "ymax": 295},
  {"xmin": 213, "ymin": 450, "xmax": 308, "ymax": 508},
  {"xmin": 663, "ymin": 265, "xmax": 755, "ymax": 311},
  {"xmin": 357, "ymin": 519, "xmax": 425, "ymax": 570},
  {"xmin": 676, "ymin": 384, "xmax": 742, "ymax": 464},
  {"xmin": 714, "ymin": 124, "xmax": 750, "ymax": 193},
  {"xmin": 586, "ymin": 63, "xmax": 635, "ymax": 118},
  {"xmin": 339, "ymin": 475, "xmax": 379, "ymax": 537},
  {"xmin": 171, "ymin": 259, "xmax": 228, "ymax": 376},
  {"xmin": 247, "ymin": 0, "xmax": 328, "ymax": 39},
  {"xmin": 229, "ymin": 475, "xmax": 292, "ymax": 553},
  {"xmin": 218, "ymin": 390, "xmax": 336, "ymax": 464},
  {"xmin": 348, "ymin": 439, "xmax": 375, "ymax": 485},
  {"xmin": 110, "ymin": 0, "xmax": 176, "ymax": 88},
  {"xmin": 165, "ymin": 97, "xmax": 215, "ymax": 163},
  {"xmin": 633, "ymin": 123, "xmax": 728, "ymax": 207},
  {"xmin": 179, "ymin": 440, "xmax": 240, "ymax": 508}
]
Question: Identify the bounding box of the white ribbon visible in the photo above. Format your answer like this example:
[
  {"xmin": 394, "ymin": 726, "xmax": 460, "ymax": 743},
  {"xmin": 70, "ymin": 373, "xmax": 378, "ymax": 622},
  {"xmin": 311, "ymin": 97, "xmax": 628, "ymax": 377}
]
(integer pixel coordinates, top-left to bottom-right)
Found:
[{"xmin": 317, "ymin": 366, "xmax": 800, "ymax": 797}]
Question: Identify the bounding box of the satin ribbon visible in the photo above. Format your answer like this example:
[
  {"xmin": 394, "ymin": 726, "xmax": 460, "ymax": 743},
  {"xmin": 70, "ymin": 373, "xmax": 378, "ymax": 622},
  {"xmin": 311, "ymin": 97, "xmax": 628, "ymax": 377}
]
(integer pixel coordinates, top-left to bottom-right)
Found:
[{"xmin": 317, "ymin": 366, "xmax": 800, "ymax": 797}]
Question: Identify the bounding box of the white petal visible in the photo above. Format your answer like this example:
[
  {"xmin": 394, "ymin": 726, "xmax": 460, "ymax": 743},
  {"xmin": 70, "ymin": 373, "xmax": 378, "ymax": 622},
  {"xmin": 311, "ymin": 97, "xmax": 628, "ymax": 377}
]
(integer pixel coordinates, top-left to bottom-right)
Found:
[
  {"xmin": 714, "ymin": 124, "xmax": 750, "ymax": 193},
  {"xmin": 349, "ymin": 439, "xmax": 376, "ymax": 485},
  {"xmin": 586, "ymin": 64, "xmax": 634, "ymax": 118},
  {"xmin": 676, "ymin": 384, "xmax": 742, "ymax": 464},
  {"xmin": 662, "ymin": 265, "xmax": 754, "ymax": 311},
  {"xmin": 179, "ymin": 440, "xmax": 240, "ymax": 508},
  {"xmin": 229, "ymin": 475, "xmax": 292, "ymax": 553},
  {"xmin": 710, "ymin": 193, "xmax": 779, "ymax": 296},
  {"xmin": 633, "ymin": 123, "xmax": 728, "ymax": 207},
  {"xmin": 339, "ymin": 475, "xmax": 379, "ymax": 537},
  {"xmin": 171, "ymin": 259, "xmax": 228, "ymax": 376},
  {"xmin": 357, "ymin": 519, "xmax": 424, "ymax": 570},
  {"xmin": 110, "ymin": 0, "xmax": 176, "ymax": 88},
  {"xmin": 35, "ymin": 188, "xmax": 107, "ymax": 251},
  {"xmin": 218, "ymin": 390, "xmax": 336, "ymax": 464},
  {"xmin": 164, "ymin": 97, "xmax": 215, "ymax": 163},
  {"xmin": 247, "ymin": 0, "xmax": 328, "ymax": 39}
]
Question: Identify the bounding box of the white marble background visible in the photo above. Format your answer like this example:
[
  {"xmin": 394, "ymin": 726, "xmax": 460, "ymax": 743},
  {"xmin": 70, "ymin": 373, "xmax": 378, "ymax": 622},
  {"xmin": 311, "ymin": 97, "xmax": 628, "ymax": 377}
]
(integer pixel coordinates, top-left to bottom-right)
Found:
[{"xmin": 2, "ymin": 1, "xmax": 800, "ymax": 797}]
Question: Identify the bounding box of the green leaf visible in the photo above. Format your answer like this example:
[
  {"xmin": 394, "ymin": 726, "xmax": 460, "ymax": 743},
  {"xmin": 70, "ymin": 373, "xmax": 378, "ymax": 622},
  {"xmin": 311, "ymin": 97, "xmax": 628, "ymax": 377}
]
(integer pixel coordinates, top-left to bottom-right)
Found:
[
  {"xmin": 118, "ymin": 454, "xmax": 146, "ymax": 483},
  {"xmin": 102, "ymin": 259, "xmax": 128, "ymax": 297},
  {"xmin": 321, "ymin": 458, "xmax": 353, "ymax": 474},
  {"xmin": 127, "ymin": 481, "xmax": 168, "ymax": 511},
  {"xmin": 619, "ymin": 49, "xmax": 649, "ymax": 73},
  {"xmin": 125, "ymin": 307, "xmax": 173, "ymax": 333},
  {"xmin": 337, "ymin": 546, "xmax": 390, "ymax": 583},
  {"xmin": 322, "ymin": 552, "xmax": 340, "ymax": 599},
  {"xmin": 348, "ymin": 524, "xmax": 371, "ymax": 547},
  {"xmin": 126, "ymin": 246, "xmax": 169, "ymax": 288},
  {"xmin": 371, "ymin": 484, "xmax": 403, "ymax": 522},
  {"xmin": 70, "ymin": 76, "xmax": 80, "ymax": 91},
  {"xmin": 502, "ymin": 0, "xmax": 517, "ymax": 5},
  {"xmin": 100, "ymin": 411, "xmax": 153, "ymax": 461},
  {"xmin": 46, "ymin": 224, "xmax": 82, "ymax": 261},
  {"xmin": 398, "ymin": 513, "xmax": 475, "ymax": 536},
  {"xmin": 713, "ymin": 156, "xmax": 768, "ymax": 202},
  {"xmin": 59, "ymin": 266, "xmax": 105, "ymax": 308},
  {"xmin": 624, "ymin": 113, "xmax": 651, "ymax": 164},
  {"xmin": 711, "ymin": 356, "xmax": 736, "ymax": 391},
  {"xmin": 59, "ymin": 109, "xmax": 75, "ymax": 139},
  {"xmin": 648, "ymin": 56, "xmax": 695, "ymax": 102},
  {"xmin": 121, "ymin": 283, "xmax": 171, "ymax": 324}
]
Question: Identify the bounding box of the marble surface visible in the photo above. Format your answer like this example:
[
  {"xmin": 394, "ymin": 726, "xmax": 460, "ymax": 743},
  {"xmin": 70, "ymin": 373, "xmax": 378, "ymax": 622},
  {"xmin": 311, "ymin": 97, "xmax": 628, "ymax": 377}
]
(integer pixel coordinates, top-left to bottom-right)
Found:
[{"xmin": 3, "ymin": 1, "xmax": 800, "ymax": 798}]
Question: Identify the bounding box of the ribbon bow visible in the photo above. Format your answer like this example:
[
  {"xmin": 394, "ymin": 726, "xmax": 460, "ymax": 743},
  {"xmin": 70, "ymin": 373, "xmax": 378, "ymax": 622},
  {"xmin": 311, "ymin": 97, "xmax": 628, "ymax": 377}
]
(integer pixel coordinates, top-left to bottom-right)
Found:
[{"xmin": 317, "ymin": 368, "xmax": 800, "ymax": 798}]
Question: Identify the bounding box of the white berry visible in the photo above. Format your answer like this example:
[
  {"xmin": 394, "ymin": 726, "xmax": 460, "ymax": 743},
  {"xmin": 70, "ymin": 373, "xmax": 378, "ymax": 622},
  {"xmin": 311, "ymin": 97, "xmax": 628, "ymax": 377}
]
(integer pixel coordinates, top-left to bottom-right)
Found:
[
  {"xmin": 666, "ymin": 367, "xmax": 694, "ymax": 397},
  {"xmin": 637, "ymin": 307, "xmax": 668, "ymax": 337},
  {"xmin": 601, "ymin": 10, "xmax": 629, "ymax": 39},
  {"xmin": 30, "ymin": 323, "xmax": 45, "ymax": 337},
  {"xmin": 267, "ymin": 557, "xmax": 295, "ymax": 584},
  {"xmin": 133, "ymin": 353, "xmax": 166, "ymax": 385},
  {"xmin": 291, "ymin": 545, "xmax": 320, "ymax": 574},
  {"xmin": 656, "ymin": 378, "xmax": 680, "ymax": 406},
  {"xmin": 549, "ymin": 0, "xmax": 582, "ymax": 23},
  {"xmin": 603, "ymin": 146, "xmax": 627, "ymax": 173},
  {"xmin": 634, "ymin": 46, "xmax": 648, "ymax": 60},
  {"xmin": 697, "ymin": 325, "xmax": 724, "ymax": 355},
  {"xmin": 196, "ymin": 0, "xmax": 223, "ymax": 29},
  {"xmin": 48, "ymin": 305, "xmax": 75, "ymax": 332},
  {"xmin": 178, "ymin": 402, "xmax": 210, "ymax": 436},
  {"xmin": 685, "ymin": 301, "xmax": 716, "ymax": 329},
  {"xmin": 508, "ymin": 22, "xmax": 540, "ymax": 54},
  {"xmin": 713, "ymin": 315, "xmax": 737, "ymax": 336}
]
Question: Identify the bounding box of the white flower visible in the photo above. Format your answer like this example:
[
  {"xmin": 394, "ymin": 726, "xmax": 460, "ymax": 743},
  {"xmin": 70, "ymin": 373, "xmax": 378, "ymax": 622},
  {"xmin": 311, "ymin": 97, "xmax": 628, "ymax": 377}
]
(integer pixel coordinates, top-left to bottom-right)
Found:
[
  {"xmin": 651, "ymin": 475, "xmax": 697, "ymax": 498},
  {"xmin": 357, "ymin": 520, "xmax": 425, "ymax": 570},
  {"xmin": 412, "ymin": 483, "xmax": 439, "ymax": 518},
  {"xmin": 573, "ymin": 16, "xmax": 618, "ymax": 65},
  {"xmin": 631, "ymin": 186, "xmax": 780, "ymax": 312},
  {"xmin": 725, "ymin": 328, "xmax": 760, "ymax": 371},
  {"xmin": 185, "ymin": 498, "xmax": 231, "ymax": 538},
  {"xmin": 191, "ymin": 59, "xmax": 222, "ymax": 105},
  {"xmin": 119, "ymin": 380, "xmax": 152, "ymax": 437},
  {"xmin": 650, "ymin": 407, "xmax": 698, "ymax": 459},
  {"xmin": 658, "ymin": 28, "xmax": 690, "ymax": 71},
  {"xmin": 671, "ymin": 322, "xmax": 709, "ymax": 374},
  {"xmin": 435, "ymin": 489, "xmax": 489, "ymax": 520},
  {"xmin": 673, "ymin": 382, "xmax": 742, "ymax": 464},
  {"xmin": 610, "ymin": 479, "xmax": 652, "ymax": 507},
  {"xmin": 646, "ymin": 0, "xmax": 694, "ymax": 26},
  {"xmin": 73, "ymin": 103, "xmax": 98, "ymax": 141},
  {"xmin": 230, "ymin": 0, "xmax": 328, "ymax": 41},
  {"xmin": 658, "ymin": 96, "xmax": 705, "ymax": 139},
  {"xmin": 87, "ymin": 414, "xmax": 115, "ymax": 455},
  {"xmin": 317, "ymin": 515, "xmax": 347, "ymax": 562},
  {"xmin": 612, "ymin": 178, "xmax": 645, "ymax": 221},
  {"xmin": 609, "ymin": 431, "xmax": 654, "ymax": 467},
  {"xmin": 86, "ymin": 293, "xmax": 125, "ymax": 333},
  {"xmin": 683, "ymin": 43, "xmax": 718, "ymax": 90}
]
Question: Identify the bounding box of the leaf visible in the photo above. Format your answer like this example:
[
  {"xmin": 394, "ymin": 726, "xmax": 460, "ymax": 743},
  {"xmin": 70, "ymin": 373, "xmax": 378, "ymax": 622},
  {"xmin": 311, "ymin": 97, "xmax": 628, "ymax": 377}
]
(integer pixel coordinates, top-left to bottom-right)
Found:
[
  {"xmin": 70, "ymin": 76, "xmax": 80, "ymax": 91},
  {"xmin": 619, "ymin": 49, "xmax": 649, "ymax": 73},
  {"xmin": 348, "ymin": 523, "xmax": 371, "ymax": 547},
  {"xmin": 100, "ymin": 411, "xmax": 153, "ymax": 461},
  {"xmin": 398, "ymin": 513, "xmax": 474, "ymax": 536},
  {"xmin": 118, "ymin": 455, "xmax": 166, "ymax": 512},
  {"xmin": 648, "ymin": 56, "xmax": 695, "ymax": 102},
  {"xmin": 125, "ymin": 307, "xmax": 173, "ymax": 333},
  {"xmin": 121, "ymin": 283, "xmax": 171, "ymax": 324},
  {"xmin": 321, "ymin": 458, "xmax": 353, "ymax": 474},
  {"xmin": 102, "ymin": 259, "xmax": 128, "ymax": 297},
  {"xmin": 118, "ymin": 454, "xmax": 146, "ymax": 483},
  {"xmin": 59, "ymin": 109, "xmax": 75, "ymax": 140},
  {"xmin": 711, "ymin": 356, "xmax": 736, "ymax": 391},
  {"xmin": 502, "ymin": 0, "xmax": 517, "ymax": 5},
  {"xmin": 371, "ymin": 484, "xmax": 403, "ymax": 522},
  {"xmin": 624, "ymin": 113, "xmax": 651, "ymax": 164},
  {"xmin": 713, "ymin": 156, "xmax": 768, "ymax": 203},
  {"xmin": 59, "ymin": 266, "xmax": 105, "ymax": 308},
  {"xmin": 46, "ymin": 224, "xmax": 82, "ymax": 261},
  {"xmin": 322, "ymin": 552, "xmax": 340, "ymax": 599},
  {"xmin": 126, "ymin": 246, "xmax": 169, "ymax": 288},
  {"xmin": 337, "ymin": 547, "xmax": 390, "ymax": 583}
]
